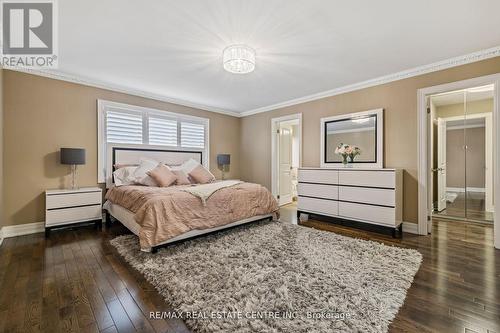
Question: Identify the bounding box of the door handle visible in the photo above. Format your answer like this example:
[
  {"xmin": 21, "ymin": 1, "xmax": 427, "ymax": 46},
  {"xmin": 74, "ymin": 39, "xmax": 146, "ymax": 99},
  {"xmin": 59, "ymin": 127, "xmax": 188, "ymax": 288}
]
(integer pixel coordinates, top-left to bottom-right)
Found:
[{"xmin": 431, "ymin": 168, "xmax": 444, "ymax": 172}]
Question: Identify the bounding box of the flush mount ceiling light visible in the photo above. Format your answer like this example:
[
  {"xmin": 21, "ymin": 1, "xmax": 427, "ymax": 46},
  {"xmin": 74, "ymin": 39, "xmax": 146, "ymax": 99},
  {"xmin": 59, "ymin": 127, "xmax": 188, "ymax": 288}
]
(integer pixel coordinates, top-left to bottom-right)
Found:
[{"xmin": 222, "ymin": 45, "xmax": 256, "ymax": 74}]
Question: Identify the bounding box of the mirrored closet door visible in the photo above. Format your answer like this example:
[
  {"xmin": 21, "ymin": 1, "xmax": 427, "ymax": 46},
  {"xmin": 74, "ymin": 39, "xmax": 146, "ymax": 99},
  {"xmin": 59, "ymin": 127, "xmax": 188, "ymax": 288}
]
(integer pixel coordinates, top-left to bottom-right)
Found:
[{"xmin": 431, "ymin": 84, "xmax": 494, "ymax": 223}]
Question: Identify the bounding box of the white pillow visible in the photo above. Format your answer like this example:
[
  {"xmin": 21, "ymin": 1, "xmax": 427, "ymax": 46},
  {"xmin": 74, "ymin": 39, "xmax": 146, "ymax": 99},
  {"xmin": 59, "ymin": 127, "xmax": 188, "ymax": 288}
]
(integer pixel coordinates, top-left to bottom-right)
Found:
[
  {"xmin": 113, "ymin": 166, "xmax": 137, "ymax": 186},
  {"xmin": 179, "ymin": 158, "xmax": 201, "ymax": 174},
  {"xmin": 133, "ymin": 158, "xmax": 160, "ymax": 186}
]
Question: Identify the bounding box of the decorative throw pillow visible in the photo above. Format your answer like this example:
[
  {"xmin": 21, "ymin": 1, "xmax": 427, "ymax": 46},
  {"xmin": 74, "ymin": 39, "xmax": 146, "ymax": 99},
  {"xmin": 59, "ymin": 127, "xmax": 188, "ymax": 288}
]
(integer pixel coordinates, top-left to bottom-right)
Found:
[
  {"xmin": 172, "ymin": 169, "xmax": 191, "ymax": 185},
  {"xmin": 180, "ymin": 158, "xmax": 202, "ymax": 174},
  {"xmin": 189, "ymin": 165, "xmax": 215, "ymax": 184},
  {"xmin": 113, "ymin": 166, "xmax": 137, "ymax": 186},
  {"xmin": 147, "ymin": 164, "xmax": 177, "ymax": 187},
  {"xmin": 133, "ymin": 158, "xmax": 159, "ymax": 186}
]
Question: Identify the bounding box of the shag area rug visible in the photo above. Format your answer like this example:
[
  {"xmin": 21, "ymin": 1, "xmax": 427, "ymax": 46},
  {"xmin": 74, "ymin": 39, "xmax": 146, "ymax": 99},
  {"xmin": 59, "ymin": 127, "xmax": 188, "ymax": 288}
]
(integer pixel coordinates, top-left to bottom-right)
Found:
[{"xmin": 110, "ymin": 221, "xmax": 422, "ymax": 333}]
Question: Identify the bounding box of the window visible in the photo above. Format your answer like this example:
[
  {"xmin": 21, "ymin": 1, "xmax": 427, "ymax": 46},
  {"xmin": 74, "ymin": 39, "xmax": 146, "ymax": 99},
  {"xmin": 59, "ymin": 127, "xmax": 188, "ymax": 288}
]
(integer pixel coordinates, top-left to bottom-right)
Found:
[
  {"xmin": 106, "ymin": 110, "xmax": 143, "ymax": 144},
  {"xmin": 98, "ymin": 100, "xmax": 209, "ymax": 182},
  {"xmin": 181, "ymin": 122, "xmax": 205, "ymax": 148},
  {"xmin": 149, "ymin": 117, "xmax": 178, "ymax": 146}
]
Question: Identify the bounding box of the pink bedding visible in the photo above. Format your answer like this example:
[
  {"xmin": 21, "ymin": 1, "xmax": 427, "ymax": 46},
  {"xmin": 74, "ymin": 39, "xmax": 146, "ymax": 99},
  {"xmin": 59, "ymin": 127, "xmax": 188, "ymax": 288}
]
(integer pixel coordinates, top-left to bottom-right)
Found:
[{"xmin": 105, "ymin": 182, "xmax": 279, "ymax": 249}]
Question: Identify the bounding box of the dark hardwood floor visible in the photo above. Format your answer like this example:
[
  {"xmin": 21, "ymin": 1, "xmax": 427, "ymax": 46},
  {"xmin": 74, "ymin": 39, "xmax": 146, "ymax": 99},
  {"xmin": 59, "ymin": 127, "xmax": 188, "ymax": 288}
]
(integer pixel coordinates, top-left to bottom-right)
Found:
[{"xmin": 0, "ymin": 208, "xmax": 499, "ymax": 332}]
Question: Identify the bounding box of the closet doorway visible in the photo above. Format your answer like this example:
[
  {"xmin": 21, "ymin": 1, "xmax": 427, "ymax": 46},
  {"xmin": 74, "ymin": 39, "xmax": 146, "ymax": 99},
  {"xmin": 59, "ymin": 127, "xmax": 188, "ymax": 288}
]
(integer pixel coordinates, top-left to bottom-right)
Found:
[
  {"xmin": 271, "ymin": 114, "xmax": 302, "ymax": 206},
  {"xmin": 429, "ymin": 85, "xmax": 494, "ymax": 223}
]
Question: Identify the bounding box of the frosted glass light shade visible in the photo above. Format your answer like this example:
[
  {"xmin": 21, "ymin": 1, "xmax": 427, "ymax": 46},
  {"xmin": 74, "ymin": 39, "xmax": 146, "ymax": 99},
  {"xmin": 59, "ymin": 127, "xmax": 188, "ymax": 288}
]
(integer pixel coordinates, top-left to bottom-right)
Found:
[{"xmin": 223, "ymin": 45, "xmax": 256, "ymax": 74}]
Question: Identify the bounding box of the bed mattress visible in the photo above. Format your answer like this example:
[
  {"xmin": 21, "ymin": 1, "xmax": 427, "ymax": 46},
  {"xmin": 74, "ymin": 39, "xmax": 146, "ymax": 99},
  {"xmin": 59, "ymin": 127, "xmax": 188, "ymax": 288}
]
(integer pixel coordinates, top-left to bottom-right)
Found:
[{"xmin": 104, "ymin": 182, "xmax": 278, "ymax": 250}]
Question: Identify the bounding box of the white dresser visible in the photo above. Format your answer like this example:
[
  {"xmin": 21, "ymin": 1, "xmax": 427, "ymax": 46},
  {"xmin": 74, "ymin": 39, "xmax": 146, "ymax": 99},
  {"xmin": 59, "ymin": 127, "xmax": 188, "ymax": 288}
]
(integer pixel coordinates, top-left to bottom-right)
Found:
[
  {"xmin": 45, "ymin": 187, "xmax": 103, "ymax": 236},
  {"xmin": 297, "ymin": 168, "xmax": 403, "ymax": 236}
]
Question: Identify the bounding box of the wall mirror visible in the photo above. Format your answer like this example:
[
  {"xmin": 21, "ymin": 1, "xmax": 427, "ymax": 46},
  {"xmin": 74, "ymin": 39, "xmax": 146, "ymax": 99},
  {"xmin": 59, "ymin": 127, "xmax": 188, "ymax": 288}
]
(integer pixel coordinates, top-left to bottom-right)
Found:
[{"xmin": 320, "ymin": 108, "xmax": 384, "ymax": 168}]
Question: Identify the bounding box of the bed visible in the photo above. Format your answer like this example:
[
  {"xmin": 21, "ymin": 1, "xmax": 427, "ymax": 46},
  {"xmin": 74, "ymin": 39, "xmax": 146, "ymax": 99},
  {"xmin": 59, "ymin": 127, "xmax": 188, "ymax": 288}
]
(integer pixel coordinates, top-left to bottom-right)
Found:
[{"xmin": 103, "ymin": 145, "xmax": 278, "ymax": 253}]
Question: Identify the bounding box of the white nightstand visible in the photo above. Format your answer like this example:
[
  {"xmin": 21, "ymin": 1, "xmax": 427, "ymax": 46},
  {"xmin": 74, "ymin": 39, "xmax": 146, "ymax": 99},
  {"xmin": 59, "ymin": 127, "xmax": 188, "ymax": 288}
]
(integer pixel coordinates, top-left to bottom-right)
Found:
[{"xmin": 45, "ymin": 187, "xmax": 103, "ymax": 236}]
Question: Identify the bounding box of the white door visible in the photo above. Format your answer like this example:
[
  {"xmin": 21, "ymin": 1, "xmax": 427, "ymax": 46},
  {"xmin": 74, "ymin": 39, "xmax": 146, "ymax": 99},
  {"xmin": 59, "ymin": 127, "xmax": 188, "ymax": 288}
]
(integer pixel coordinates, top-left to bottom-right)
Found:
[
  {"xmin": 437, "ymin": 118, "xmax": 447, "ymax": 212},
  {"xmin": 278, "ymin": 127, "xmax": 293, "ymax": 205}
]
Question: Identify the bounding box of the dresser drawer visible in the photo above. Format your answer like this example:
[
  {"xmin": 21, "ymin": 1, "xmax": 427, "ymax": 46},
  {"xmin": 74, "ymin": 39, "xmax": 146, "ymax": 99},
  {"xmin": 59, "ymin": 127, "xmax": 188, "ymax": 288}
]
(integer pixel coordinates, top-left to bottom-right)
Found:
[
  {"xmin": 298, "ymin": 197, "xmax": 338, "ymax": 216},
  {"xmin": 46, "ymin": 205, "xmax": 102, "ymax": 226},
  {"xmin": 338, "ymin": 202, "xmax": 395, "ymax": 226},
  {"xmin": 339, "ymin": 186, "xmax": 395, "ymax": 207},
  {"xmin": 298, "ymin": 169, "xmax": 338, "ymax": 184},
  {"xmin": 46, "ymin": 191, "xmax": 102, "ymax": 209},
  {"xmin": 298, "ymin": 183, "xmax": 338, "ymax": 200},
  {"xmin": 338, "ymin": 170, "xmax": 395, "ymax": 188}
]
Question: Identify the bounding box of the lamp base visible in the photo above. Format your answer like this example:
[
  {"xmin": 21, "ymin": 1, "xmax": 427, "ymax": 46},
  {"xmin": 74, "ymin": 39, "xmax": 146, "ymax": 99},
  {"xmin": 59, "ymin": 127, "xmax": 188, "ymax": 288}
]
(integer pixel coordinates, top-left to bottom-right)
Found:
[{"xmin": 69, "ymin": 165, "xmax": 79, "ymax": 190}]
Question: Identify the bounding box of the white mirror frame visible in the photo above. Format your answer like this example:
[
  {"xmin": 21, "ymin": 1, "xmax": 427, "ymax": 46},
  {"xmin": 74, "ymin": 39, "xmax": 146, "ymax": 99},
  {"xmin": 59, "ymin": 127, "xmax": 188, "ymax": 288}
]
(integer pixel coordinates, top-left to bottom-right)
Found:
[{"xmin": 320, "ymin": 108, "xmax": 384, "ymax": 169}]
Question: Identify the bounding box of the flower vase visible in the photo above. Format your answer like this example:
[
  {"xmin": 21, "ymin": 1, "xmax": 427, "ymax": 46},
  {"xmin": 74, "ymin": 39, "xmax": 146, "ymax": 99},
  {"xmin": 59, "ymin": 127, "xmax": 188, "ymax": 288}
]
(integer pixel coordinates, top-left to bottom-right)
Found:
[
  {"xmin": 347, "ymin": 155, "xmax": 354, "ymax": 168},
  {"xmin": 342, "ymin": 155, "xmax": 349, "ymax": 167}
]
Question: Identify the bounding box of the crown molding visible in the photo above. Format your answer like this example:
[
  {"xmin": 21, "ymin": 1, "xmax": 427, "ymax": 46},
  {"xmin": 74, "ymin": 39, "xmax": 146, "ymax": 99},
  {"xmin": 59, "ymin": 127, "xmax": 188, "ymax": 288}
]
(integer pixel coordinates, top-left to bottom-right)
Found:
[
  {"xmin": 6, "ymin": 46, "xmax": 500, "ymax": 118},
  {"xmin": 7, "ymin": 67, "xmax": 241, "ymax": 118},
  {"xmin": 240, "ymin": 46, "xmax": 500, "ymax": 117}
]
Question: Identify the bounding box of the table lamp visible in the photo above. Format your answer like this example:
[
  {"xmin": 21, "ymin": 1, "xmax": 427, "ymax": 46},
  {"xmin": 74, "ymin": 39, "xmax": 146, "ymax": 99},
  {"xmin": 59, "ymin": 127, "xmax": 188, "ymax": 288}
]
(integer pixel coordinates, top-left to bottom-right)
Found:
[{"xmin": 60, "ymin": 148, "xmax": 86, "ymax": 189}]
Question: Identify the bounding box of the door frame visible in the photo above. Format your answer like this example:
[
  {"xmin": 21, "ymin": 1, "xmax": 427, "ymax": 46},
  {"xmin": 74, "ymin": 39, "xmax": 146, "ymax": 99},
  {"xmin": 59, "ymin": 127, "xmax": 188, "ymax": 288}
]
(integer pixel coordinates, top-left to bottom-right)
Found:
[
  {"xmin": 271, "ymin": 113, "xmax": 303, "ymax": 204},
  {"xmin": 436, "ymin": 117, "xmax": 447, "ymax": 212},
  {"xmin": 417, "ymin": 73, "xmax": 500, "ymax": 249}
]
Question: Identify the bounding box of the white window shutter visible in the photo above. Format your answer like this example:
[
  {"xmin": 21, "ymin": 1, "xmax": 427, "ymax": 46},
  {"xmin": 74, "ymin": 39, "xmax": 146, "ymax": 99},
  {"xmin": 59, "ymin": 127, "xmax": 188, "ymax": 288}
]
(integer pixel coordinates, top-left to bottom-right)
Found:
[
  {"xmin": 181, "ymin": 122, "xmax": 205, "ymax": 148},
  {"xmin": 106, "ymin": 110, "xmax": 143, "ymax": 144},
  {"xmin": 149, "ymin": 117, "xmax": 178, "ymax": 146}
]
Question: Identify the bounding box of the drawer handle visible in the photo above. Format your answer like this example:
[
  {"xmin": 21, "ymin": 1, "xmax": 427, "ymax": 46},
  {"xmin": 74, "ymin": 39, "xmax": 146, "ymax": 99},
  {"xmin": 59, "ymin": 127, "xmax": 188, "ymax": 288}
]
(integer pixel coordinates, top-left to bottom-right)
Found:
[{"xmin": 47, "ymin": 203, "xmax": 102, "ymax": 211}]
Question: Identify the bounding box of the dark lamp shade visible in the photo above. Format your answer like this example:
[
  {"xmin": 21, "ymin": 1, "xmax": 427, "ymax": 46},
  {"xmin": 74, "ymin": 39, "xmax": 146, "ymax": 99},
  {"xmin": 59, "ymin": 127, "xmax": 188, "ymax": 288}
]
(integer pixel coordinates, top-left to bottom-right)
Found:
[
  {"xmin": 217, "ymin": 154, "xmax": 230, "ymax": 166},
  {"xmin": 60, "ymin": 148, "xmax": 86, "ymax": 165}
]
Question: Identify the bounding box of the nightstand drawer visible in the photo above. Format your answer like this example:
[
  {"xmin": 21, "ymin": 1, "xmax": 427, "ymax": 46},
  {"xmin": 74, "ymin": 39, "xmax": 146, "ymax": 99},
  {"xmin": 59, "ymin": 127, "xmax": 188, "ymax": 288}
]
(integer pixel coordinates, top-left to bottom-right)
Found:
[
  {"xmin": 46, "ymin": 205, "xmax": 102, "ymax": 226},
  {"xmin": 46, "ymin": 191, "xmax": 102, "ymax": 209}
]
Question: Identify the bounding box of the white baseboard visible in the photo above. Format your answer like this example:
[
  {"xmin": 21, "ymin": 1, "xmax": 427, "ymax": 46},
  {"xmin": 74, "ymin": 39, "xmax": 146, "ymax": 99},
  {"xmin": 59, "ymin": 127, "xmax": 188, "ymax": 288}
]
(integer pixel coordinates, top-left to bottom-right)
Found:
[
  {"xmin": 402, "ymin": 222, "xmax": 419, "ymax": 235},
  {"xmin": 447, "ymin": 187, "xmax": 485, "ymax": 193},
  {"xmin": 1, "ymin": 222, "xmax": 45, "ymax": 239}
]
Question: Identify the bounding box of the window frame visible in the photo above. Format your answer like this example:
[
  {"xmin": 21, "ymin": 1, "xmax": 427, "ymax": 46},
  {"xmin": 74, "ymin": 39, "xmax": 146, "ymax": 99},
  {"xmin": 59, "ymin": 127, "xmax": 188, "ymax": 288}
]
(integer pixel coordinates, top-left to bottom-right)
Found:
[{"xmin": 97, "ymin": 99, "xmax": 209, "ymax": 183}]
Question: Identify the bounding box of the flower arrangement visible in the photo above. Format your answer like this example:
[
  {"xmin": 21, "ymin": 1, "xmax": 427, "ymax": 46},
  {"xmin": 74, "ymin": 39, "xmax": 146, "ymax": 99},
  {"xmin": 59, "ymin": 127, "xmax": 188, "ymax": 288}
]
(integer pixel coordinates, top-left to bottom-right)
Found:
[{"xmin": 334, "ymin": 143, "xmax": 361, "ymax": 165}]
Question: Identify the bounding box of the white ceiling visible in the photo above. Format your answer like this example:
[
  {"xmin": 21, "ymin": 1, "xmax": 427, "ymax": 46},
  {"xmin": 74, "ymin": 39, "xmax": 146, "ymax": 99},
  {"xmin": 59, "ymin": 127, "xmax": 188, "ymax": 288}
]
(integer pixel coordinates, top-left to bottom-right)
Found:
[{"xmin": 49, "ymin": 0, "xmax": 500, "ymax": 114}]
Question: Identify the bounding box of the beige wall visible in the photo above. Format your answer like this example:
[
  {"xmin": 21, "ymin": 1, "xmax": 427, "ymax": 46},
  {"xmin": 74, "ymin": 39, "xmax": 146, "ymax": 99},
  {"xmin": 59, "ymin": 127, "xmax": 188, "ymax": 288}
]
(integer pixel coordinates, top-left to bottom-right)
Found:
[
  {"xmin": 446, "ymin": 127, "xmax": 485, "ymax": 188},
  {"xmin": 240, "ymin": 56, "xmax": 500, "ymax": 224},
  {"xmin": 3, "ymin": 57, "xmax": 500, "ymax": 226},
  {"xmin": 3, "ymin": 70, "xmax": 241, "ymax": 226}
]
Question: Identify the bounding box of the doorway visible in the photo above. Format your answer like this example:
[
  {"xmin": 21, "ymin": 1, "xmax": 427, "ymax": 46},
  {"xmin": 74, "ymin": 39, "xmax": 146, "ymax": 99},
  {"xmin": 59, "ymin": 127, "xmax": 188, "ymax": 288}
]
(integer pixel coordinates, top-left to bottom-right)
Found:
[
  {"xmin": 271, "ymin": 114, "xmax": 302, "ymax": 206},
  {"xmin": 428, "ymin": 85, "xmax": 494, "ymax": 223}
]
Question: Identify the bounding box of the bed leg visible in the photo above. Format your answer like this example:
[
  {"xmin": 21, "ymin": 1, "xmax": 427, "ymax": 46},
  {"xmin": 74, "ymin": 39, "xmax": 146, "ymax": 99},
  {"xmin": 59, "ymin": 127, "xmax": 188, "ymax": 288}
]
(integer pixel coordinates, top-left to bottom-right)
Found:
[
  {"xmin": 94, "ymin": 219, "xmax": 102, "ymax": 230},
  {"xmin": 151, "ymin": 247, "xmax": 158, "ymax": 254},
  {"xmin": 105, "ymin": 211, "xmax": 112, "ymax": 228}
]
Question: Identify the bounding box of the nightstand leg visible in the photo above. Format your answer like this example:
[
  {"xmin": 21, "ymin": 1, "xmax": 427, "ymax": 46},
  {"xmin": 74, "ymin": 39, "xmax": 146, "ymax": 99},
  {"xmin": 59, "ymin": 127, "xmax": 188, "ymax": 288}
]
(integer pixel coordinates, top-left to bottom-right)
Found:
[{"xmin": 45, "ymin": 228, "xmax": 50, "ymax": 238}]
